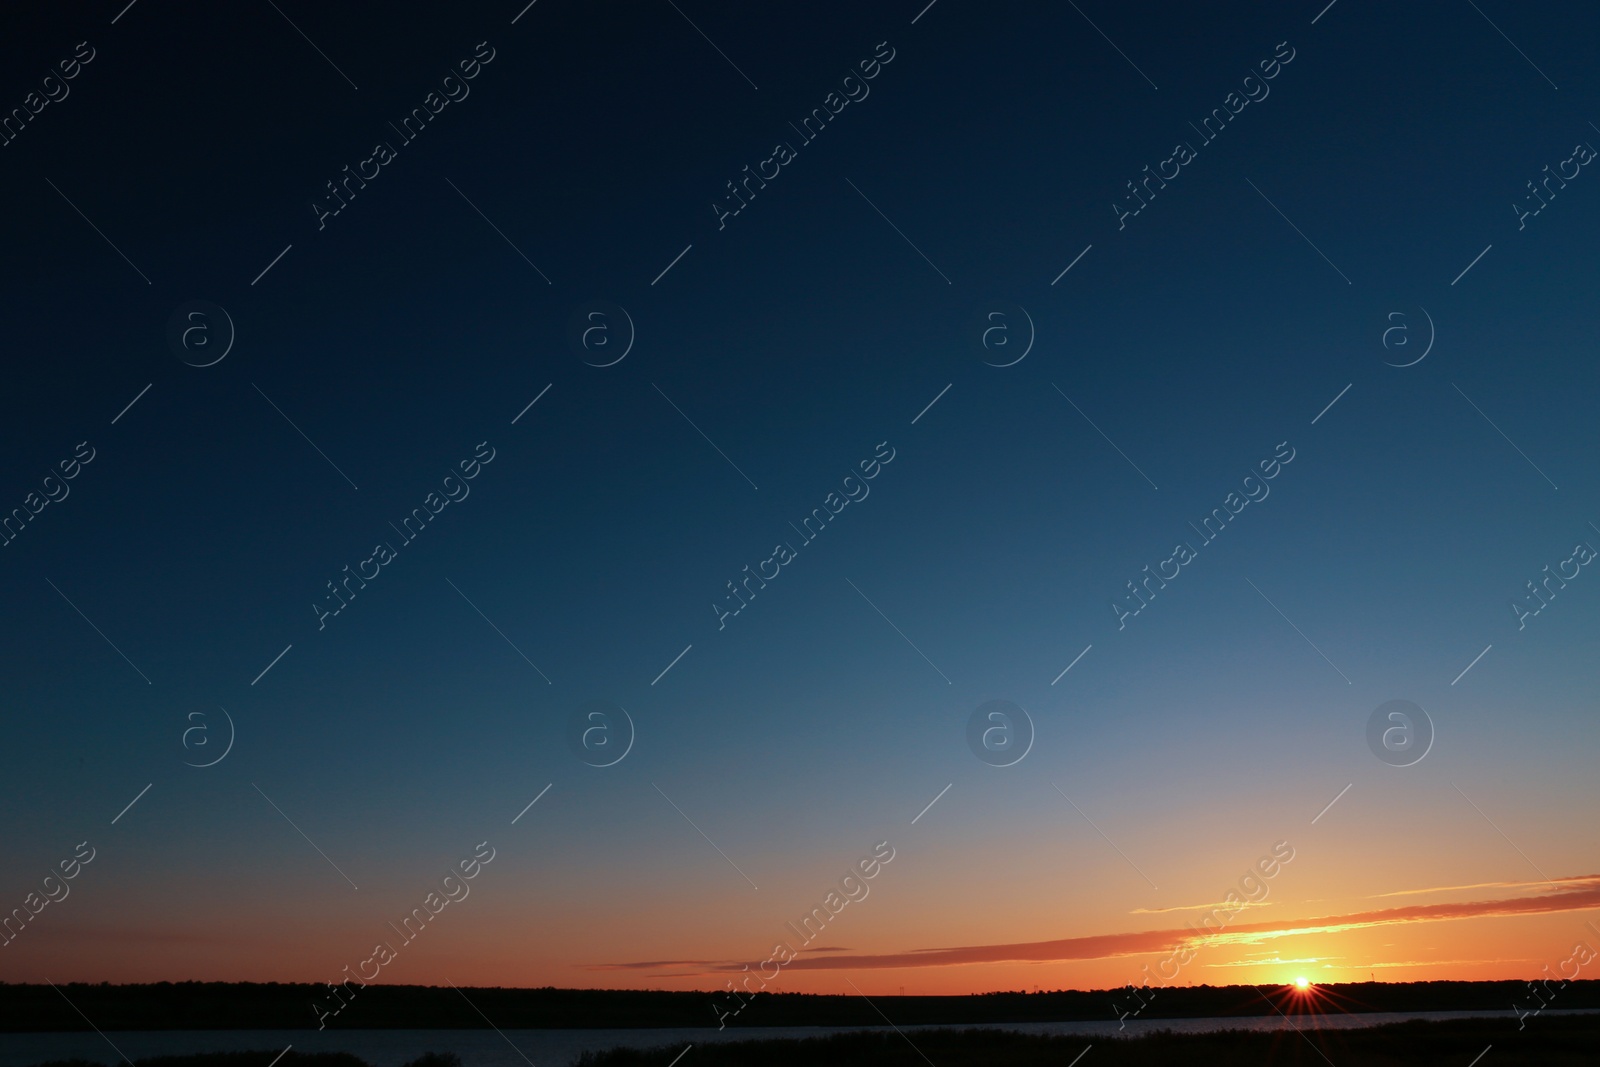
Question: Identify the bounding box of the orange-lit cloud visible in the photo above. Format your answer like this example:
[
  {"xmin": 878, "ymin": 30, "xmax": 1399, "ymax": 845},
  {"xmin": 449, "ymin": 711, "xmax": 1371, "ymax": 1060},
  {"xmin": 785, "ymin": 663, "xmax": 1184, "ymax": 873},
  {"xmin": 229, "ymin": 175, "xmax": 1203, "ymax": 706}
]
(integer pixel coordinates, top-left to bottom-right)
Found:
[{"xmin": 596, "ymin": 874, "xmax": 1600, "ymax": 976}]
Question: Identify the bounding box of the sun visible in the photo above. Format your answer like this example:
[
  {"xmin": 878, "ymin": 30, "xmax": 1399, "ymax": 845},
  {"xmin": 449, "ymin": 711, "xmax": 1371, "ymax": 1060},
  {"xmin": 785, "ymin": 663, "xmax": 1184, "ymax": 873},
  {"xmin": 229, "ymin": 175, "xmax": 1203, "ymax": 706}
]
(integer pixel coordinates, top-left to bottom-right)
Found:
[{"xmin": 1293, "ymin": 976, "xmax": 1311, "ymax": 990}]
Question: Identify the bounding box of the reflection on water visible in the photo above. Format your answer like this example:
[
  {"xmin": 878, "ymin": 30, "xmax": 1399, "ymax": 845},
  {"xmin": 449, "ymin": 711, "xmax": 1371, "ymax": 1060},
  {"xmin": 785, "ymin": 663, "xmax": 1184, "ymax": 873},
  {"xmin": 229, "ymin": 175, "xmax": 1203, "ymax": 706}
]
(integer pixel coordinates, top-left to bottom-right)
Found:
[{"xmin": 4, "ymin": 1011, "xmax": 1597, "ymax": 1067}]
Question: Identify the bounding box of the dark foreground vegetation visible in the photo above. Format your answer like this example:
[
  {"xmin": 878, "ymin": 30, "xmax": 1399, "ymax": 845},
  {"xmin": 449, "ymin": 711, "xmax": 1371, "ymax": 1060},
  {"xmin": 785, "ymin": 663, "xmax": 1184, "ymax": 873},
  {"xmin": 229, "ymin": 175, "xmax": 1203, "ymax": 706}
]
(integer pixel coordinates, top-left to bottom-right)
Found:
[
  {"xmin": 22, "ymin": 1017, "xmax": 1600, "ymax": 1067},
  {"xmin": 6, "ymin": 981, "xmax": 1600, "ymax": 1031}
]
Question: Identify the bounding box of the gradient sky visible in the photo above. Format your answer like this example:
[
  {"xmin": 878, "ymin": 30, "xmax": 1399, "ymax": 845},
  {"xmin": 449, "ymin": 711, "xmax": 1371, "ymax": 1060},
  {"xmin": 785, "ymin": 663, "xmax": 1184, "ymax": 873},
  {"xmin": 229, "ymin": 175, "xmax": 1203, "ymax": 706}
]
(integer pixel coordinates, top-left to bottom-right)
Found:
[{"xmin": 3, "ymin": 0, "xmax": 1600, "ymax": 1001}]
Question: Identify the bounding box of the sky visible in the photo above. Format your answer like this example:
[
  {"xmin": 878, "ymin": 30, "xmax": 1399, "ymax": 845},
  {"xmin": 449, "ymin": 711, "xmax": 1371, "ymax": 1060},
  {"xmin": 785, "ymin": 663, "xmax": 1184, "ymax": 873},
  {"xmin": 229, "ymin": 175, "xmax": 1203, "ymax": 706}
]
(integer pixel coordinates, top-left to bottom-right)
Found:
[{"xmin": 3, "ymin": 0, "xmax": 1600, "ymax": 1003}]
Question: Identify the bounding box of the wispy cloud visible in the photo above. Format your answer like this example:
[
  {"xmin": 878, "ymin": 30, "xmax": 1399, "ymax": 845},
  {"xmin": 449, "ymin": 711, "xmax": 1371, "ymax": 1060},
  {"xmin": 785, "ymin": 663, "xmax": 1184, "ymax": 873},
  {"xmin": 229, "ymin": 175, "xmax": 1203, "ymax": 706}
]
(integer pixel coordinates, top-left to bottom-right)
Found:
[
  {"xmin": 1364, "ymin": 958, "xmax": 1540, "ymax": 969},
  {"xmin": 1370, "ymin": 875, "xmax": 1599, "ymax": 900},
  {"xmin": 594, "ymin": 874, "xmax": 1600, "ymax": 974},
  {"xmin": 586, "ymin": 958, "xmax": 723, "ymax": 971},
  {"xmin": 1131, "ymin": 899, "xmax": 1271, "ymax": 915}
]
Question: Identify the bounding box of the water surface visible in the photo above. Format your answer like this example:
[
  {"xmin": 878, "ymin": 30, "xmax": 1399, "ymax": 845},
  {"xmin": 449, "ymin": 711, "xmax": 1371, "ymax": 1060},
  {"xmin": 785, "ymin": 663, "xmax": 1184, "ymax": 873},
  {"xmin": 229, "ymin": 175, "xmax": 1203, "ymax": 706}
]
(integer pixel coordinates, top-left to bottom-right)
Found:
[{"xmin": 6, "ymin": 1010, "xmax": 1595, "ymax": 1067}]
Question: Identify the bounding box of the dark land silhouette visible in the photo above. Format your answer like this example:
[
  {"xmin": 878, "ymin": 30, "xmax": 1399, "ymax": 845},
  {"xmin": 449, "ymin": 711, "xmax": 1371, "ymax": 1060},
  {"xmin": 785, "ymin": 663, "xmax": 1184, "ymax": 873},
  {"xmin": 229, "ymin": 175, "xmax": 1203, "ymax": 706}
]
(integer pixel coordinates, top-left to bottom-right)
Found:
[{"xmin": 6, "ymin": 980, "xmax": 1599, "ymax": 1031}]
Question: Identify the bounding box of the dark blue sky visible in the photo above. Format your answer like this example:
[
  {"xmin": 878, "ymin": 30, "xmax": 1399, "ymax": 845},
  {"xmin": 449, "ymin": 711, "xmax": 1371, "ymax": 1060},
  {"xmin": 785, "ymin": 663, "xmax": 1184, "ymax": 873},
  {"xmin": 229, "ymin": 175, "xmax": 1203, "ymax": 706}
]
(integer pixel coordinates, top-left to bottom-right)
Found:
[{"xmin": 2, "ymin": 0, "xmax": 1599, "ymax": 994}]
